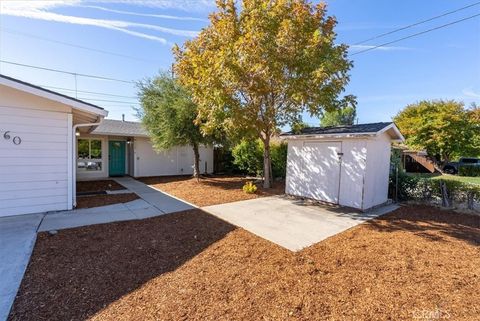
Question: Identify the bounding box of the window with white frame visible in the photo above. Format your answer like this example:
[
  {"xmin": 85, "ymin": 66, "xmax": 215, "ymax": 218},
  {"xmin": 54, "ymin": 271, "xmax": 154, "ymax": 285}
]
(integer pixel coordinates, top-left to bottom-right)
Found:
[{"xmin": 77, "ymin": 138, "xmax": 103, "ymax": 171}]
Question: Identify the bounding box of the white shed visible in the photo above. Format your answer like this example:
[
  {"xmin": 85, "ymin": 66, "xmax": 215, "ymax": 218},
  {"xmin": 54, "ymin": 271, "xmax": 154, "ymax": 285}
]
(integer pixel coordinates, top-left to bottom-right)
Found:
[{"xmin": 280, "ymin": 122, "xmax": 404, "ymax": 211}]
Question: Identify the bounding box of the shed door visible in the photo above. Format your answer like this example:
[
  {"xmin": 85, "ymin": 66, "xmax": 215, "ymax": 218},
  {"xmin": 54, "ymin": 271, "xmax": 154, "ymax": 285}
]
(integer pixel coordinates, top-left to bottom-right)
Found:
[{"xmin": 302, "ymin": 142, "xmax": 342, "ymax": 204}]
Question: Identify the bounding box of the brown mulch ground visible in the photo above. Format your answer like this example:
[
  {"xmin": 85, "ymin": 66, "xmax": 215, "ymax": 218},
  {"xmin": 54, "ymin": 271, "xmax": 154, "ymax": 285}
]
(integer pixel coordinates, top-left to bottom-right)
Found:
[
  {"xmin": 76, "ymin": 194, "xmax": 140, "ymax": 209},
  {"xmin": 76, "ymin": 180, "xmax": 126, "ymax": 193},
  {"xmin": 138, "ymin": 175, "xmax": 285, "ymax": 206},
  {"xmin": 9, "ymin": 205, "xmax": 480, "ymax": 321}
]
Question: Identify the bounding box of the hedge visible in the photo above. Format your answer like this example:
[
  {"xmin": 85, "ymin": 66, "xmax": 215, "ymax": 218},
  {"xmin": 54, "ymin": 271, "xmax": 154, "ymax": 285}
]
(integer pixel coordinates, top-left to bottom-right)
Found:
[
  {"xmin": 393, "ymin": 173, "xmax": 480, "ymax": 210},
  {"xmin": 231, "ymin": 139, "xmax": 288, "ymax": 178},
  {"xmin": 458, "ymin": 165, "xmax": 480, "ymax": 177}
]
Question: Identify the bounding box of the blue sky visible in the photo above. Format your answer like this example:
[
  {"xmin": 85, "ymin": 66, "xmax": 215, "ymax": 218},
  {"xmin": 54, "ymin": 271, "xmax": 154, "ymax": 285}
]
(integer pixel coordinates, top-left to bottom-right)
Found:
[{"xmin": 0, "ymin": 0, "xmax": 479, "ymax": 126}]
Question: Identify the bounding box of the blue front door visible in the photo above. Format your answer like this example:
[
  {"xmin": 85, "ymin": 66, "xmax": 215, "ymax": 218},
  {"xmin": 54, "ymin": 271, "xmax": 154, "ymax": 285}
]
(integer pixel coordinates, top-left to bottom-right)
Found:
[{"xmin": 109, "ymin": 141, "xmax": 126, "ymax": 176}]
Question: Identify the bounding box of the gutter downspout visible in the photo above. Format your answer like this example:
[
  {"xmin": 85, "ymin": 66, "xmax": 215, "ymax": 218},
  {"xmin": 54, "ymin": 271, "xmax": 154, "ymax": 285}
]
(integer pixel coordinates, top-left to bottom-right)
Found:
[{"xmin": 72, "ymin": 118, "xmax": 103, "ymax": 208}]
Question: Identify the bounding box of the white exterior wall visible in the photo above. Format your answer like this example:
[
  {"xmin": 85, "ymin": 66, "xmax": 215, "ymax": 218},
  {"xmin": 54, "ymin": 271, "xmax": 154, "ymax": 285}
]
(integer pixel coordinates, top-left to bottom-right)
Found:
[
  {"xmin": 0, "ymin": 85, "xmax": 71, "ymax": 217},
  {"xmin": 285, "ymin": 135, "xmax": 390, "ymax": 211},
  {"xmin": 133, "ymin": 137, "xmax": 214, "ymax": 177},
  {"xmin": 338, "ymin": 140, "xmax": 367, "ymax": 209},
  {"xmin": 362, "ymin": 133, "xmax": 391, "ymax": 210}
]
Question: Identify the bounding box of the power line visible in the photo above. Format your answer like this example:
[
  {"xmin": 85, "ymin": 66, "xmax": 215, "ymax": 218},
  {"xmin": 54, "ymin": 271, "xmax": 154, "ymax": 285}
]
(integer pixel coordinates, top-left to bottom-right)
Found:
[
  {"xmin": 42, "ymin": 85, "xmax": 137, "ymax": 99},
  {"xmin": 354, "ymin": 1, "xmax": 480, "ymax": 45},
  {"xmin": 351, "ymin": 13, "xmax": 480, "ymax": 56},
  {"xmin": 0, "ymin": 27, "xmax": 160, "ymax": 64},
  {"xmin": 0, "ymin": 59, "xmax": 135, "ymax": 84},
  {"xmin": 77, "ymin": 97, "xmax": 139, "ymax": 105}
]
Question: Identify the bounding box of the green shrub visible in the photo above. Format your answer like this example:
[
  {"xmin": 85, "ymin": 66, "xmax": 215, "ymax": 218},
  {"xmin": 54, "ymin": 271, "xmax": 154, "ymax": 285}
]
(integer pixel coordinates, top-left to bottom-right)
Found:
[
  {"xmin": 232, "ymin": 139, "xmax": 288, "ymax": 178},
  {"xmin": 232, "ymin": 139, "xmax": 263, "ymax": 176},
  {"xmin": 392, "ymin": 172, "xmax": 480, "ymax": 209},
  {"xmin": 242, "ymin": 181, "xmax": 257, "ymax": 194},
  {"xmin": 458, "ymin": 165, "xmax": 480, "ymax": 177},
  {"xmin": 271, "ymin": 142, "xmax": 288, "ymax": 179}
]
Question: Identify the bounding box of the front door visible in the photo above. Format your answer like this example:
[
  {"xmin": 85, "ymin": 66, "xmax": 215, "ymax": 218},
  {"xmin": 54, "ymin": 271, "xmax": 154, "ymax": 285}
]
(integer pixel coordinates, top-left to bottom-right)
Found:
[{"xmin": 109, "ymin": 141, "xmax": 126, "ymax": 176}]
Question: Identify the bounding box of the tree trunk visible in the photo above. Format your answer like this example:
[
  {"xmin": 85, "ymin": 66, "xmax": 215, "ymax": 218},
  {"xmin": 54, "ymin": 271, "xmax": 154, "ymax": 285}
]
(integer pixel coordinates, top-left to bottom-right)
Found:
[
  {"xmin": 262, "ymin": 137, "xmax": 273, "ymax": 189},
  {"xmin": 192, "ymin": 143, "xmax": 200, "ymax": 182}
]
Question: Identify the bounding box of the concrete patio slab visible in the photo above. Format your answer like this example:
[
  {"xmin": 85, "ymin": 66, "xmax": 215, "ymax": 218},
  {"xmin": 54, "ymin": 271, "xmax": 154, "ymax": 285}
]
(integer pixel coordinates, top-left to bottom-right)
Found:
[
  {"xmin": 0, "ymin": 213, "xmax": 43, "ymax": 321},
  {"xmin": 113, "ymin": 177, "xmax": 195, "ymax": 213},
  {"xmin": 203, "ymin": 196, "xmax": 399, "ymax": 251}
]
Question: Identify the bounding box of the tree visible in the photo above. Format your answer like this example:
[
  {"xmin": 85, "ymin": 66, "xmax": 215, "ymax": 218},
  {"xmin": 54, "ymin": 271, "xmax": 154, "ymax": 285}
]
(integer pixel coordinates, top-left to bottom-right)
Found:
[
  {"xmin": 174, "ymin": 0, "xmax": 354, "ymax": 188},
  {"xmin": 320, "ymin": 105, "xmax": 356, "ymax": 127},
  {"xmin": 394, "ymin": 100, "xmax": 478, "ymax": 164},
  {"xmin": 137, "ymin": 73, "xmax": 211, "ymax": 180}
]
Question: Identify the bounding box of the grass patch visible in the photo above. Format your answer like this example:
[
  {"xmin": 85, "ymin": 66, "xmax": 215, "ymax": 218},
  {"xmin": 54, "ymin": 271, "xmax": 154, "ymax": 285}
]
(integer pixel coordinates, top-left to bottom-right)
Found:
[{"xmin": 407, "ymin": 173, "xmax": 480, "ymax": 185}]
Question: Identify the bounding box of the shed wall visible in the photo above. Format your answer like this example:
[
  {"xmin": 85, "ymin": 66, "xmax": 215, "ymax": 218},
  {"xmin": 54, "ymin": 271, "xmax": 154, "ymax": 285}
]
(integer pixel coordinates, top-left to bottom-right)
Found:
[{"xmin": 363, "ymin": 133, "xmax": 391, "ymax": 209}]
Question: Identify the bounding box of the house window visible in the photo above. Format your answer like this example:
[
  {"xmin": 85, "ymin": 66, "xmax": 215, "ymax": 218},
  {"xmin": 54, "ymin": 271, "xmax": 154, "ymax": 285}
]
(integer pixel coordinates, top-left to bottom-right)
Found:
[{"xmin": 77, "ymin": 139, "xmax": 103, "ymax": 171}]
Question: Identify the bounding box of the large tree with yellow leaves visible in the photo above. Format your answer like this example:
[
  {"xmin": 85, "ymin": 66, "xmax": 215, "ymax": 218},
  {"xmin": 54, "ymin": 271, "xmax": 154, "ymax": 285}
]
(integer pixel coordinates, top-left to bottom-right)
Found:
[{"xmin": 174, "ymin": 0, "xmax": 354, "ymax": 187}]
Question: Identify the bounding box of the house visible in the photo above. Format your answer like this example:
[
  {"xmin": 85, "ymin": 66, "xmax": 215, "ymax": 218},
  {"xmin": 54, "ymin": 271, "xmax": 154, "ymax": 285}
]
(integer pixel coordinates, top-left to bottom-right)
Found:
[
  {"xmin": 0, "ymin": 74, "xmax": 213, "ymax": 217},
  {"xmin": 77, "ymin": 119, "xmax": 213, "ymax": 180},
  {"xmin": 280, "ymin": 122, "xmax": 404, "ymax": 211}
]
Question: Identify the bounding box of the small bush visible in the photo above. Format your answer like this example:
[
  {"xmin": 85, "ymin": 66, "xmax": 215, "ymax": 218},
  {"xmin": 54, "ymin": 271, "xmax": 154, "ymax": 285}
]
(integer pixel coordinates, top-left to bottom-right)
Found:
[
  {"xmin": 392, "ymin": 172, "xmax": 480, "ymax": 210},
  {"xmin": 232, "ymin": 139, "xmax": 263, "ymax": 176},
  {"xmin": 242, "ymin": 181, "xmax": 257, "ymax": 194},
  {"xmin": 232, "ymin": 139, "xmax": 288, "ymax": 179},
  {"xmin": 458, "ymin": 165, "xmax": 480, "ymax": 177},
  {"xmin": 271, "ymin": 142, "xmax": 288, "ymax": 179}
]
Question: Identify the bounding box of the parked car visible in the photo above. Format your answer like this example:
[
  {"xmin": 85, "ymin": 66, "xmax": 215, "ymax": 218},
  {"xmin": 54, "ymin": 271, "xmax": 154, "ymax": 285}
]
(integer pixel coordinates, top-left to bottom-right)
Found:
[{"xmin": 443, "ymin": 157, "xmax": 480, "ymax": 174}]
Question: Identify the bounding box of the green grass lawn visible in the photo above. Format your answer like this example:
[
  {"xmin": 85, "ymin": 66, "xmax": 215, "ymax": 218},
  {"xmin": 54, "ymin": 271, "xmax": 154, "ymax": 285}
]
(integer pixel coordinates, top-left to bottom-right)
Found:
[{"xmin": 407, "ymin": 173, "xmax": 480, "ymax": 185}]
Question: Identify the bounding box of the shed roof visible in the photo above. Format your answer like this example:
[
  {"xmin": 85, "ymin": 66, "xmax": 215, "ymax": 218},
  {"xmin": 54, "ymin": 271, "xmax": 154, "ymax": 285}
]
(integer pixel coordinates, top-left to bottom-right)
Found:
[
  {"xmin": 91, "ymin": 119, "xmax": 148, "ymax": 137},
  {"xmin": 280, "ymin": 122, "xmax": 404, "ymax": 141}
]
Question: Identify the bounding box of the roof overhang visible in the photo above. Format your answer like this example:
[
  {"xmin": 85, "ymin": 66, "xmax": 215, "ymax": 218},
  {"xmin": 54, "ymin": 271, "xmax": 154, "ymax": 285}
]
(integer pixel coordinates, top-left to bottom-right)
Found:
[
  {"xmin": 0, "ymin": 75, "xmax": 108, "ymax": 118},
  {"xmin": 280, "ymin": 132, "xmax": 378, "ymax": 140},
  {"xmin": 281, "ymin": 123, "xmax": 405, "ymax": 142},
  {"xmin": 89, "ymin": 131, "xmax": 148, "ymax": 138},
  {"xmin": 378, "ymin": 123, "xmax": 405, "ymax": 142}
]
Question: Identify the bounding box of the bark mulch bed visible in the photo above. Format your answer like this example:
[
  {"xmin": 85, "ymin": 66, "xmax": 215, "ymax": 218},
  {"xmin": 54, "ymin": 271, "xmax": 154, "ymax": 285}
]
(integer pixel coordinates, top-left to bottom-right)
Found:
[
  {"xmin": 76, "ymin": 180, "xmax": 126, "ymax": 193},
  {"xmin": 138, "ymin": 175, "xmax": 285, "ymax": 207},
  {"xmin": 9, "ymin": 205, "xmax": 479, "ymax": 321},
  {"xmin": 76, "ymin": 194, "xmax": 140, "ymax": 209}
]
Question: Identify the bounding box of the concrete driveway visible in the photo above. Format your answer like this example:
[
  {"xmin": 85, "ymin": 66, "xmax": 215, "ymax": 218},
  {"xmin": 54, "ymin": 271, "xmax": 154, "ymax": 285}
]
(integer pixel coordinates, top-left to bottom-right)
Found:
[
  {"xmin": 203, "ymin": 196, "xmax": 399, "ymax": 251},
  {"xmin": 0, "ymin": 213, "xmax": 44, "ymax": 321}
]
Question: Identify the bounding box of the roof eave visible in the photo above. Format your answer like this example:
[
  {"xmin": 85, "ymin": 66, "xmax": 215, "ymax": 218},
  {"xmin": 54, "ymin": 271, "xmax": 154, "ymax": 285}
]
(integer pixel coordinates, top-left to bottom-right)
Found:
[
  {"xmin": 280, "ymin": 132, "xmax": 378, "ymax": 140},
  {"xmin": 90, "ymin": 131, "xmax": 149, "ymax": 138}
]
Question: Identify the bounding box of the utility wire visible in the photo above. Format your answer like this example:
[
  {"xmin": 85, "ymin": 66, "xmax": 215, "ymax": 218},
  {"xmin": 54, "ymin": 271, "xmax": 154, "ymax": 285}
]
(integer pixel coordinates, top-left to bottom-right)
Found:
[
  {"xmin": 354, "ymin": 1, "xmax": 480, "ymax": 45},
  {"xmin": 0, "ymin": 27, "xmax": 160, "ymax": 64},
  {"xmin": 77, "ymin": 97, "xmax": 139, "ymax": 105},
  {"xmin": 351, "ymin": 13, "xmax": 480, "ymax": 56},
  {"xmin": 42, "ymin": 84, "xmax": 137, "ymax": 99},
  {"xmin": 0, "ymin": 59, "xmax": 135, "ymax": 84}
]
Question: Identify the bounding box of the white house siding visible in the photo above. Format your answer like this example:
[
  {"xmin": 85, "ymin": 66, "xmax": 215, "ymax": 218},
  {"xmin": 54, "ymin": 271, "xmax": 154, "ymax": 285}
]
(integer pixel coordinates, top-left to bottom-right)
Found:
[
  {"xmin": 0, "ymin": 85, "xmax": 71, "ymax": 217},
  {"xmin": 362, "ymin": 133, "xmax": 391, "ymax": 210},
  {"xmin": 133, "ymin": 137, "xmax": 214, "ymax": 177}
]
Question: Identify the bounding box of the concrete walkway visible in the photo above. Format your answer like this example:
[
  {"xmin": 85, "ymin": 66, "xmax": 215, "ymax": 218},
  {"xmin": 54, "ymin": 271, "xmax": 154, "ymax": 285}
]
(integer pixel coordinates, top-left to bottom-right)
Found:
[
  {"xmin": 203, "ymin": 195, "xmax": 399, "ymax": 251},
  {"xmin": 0, "ymin": 213, "xmax": 43, "ymax": 321},
  {"xmin": 113, "ymin": 177, "xmax": 196, "ymax": 213}
]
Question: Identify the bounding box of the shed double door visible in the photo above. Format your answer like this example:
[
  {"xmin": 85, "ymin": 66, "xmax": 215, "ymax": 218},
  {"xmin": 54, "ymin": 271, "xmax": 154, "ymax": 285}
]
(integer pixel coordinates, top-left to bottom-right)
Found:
[{"xmin": 301, "ymin": 142, "xmax": 342, "ymax": 204}]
